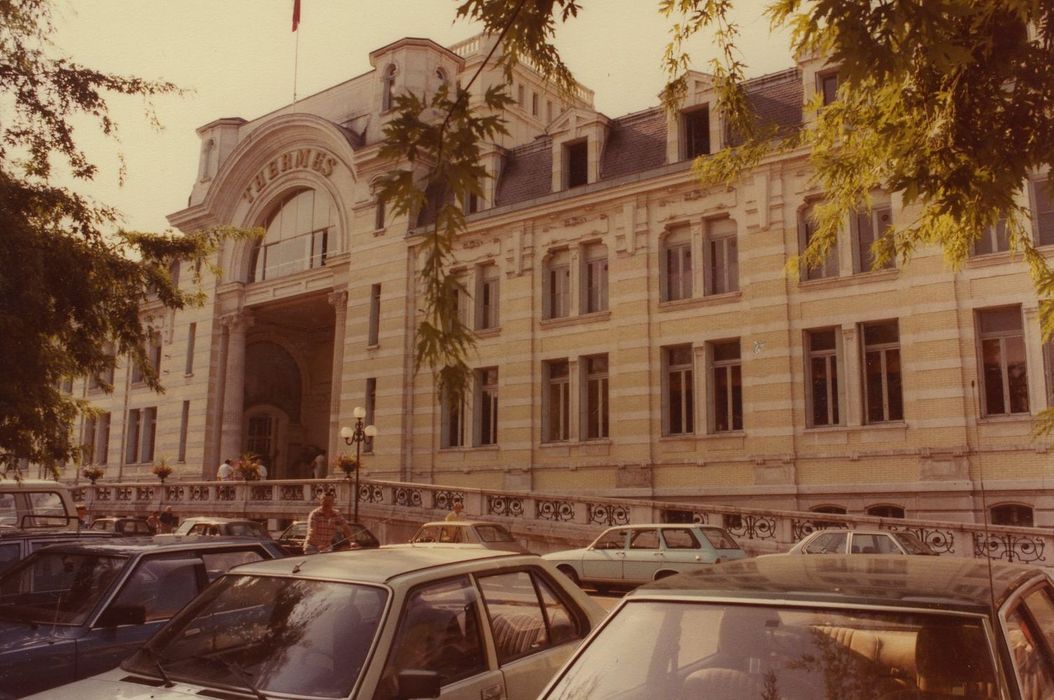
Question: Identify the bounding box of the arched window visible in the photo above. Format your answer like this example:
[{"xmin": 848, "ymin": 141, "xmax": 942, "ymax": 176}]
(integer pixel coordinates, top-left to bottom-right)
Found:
[
  {"xmin": 811, "ymin": 505, "xmax": 847, "ymax": 515},
  {"xmin": 382, "ymin": 64, "xmax": 397, "ymax": 111},
  {"xmin": 990, "ymin": 503, "xmax": 1034, "ymax": 527},
  {"xmin": 866, "ymin": 504, "xmax": 905, "ymax": 519},
  {"xmin": 249, "ymin": 189, "xmax": 335, "ymax": 282},
  {"xmin": 435, "ymin": 67, "xmax": 448, "ymax": 87}
]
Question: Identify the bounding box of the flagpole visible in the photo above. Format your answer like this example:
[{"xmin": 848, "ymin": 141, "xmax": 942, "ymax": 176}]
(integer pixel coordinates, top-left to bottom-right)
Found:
[{"xmin": 291, "ymin": 0, "xmax": 301, "ymax": 106}]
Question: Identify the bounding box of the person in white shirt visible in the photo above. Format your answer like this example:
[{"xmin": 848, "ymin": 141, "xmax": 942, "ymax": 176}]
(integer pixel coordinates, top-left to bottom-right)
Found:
[{"xmin": 217, "ymin": 459, "xmax": 234, "ymax": 481}]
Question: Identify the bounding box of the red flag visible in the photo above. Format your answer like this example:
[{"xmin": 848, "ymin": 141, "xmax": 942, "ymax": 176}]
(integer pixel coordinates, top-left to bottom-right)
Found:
[{"xmin": 292, "ymin": 0, "xmax": 301, "ymax": 31}]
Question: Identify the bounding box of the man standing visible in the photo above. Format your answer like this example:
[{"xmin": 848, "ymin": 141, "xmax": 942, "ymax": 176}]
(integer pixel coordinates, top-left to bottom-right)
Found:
[
  {"xmin": 445, "ymin": 501, "xmax": 464, "ymax": 522},
  {"xmin": 159, "ymin": 505, "xmax": 178, "ymax": 534},
  {"xmin": 312, "ymin": 451, "xmax": 327, "ymax": 479},
  {"xmin": 217, "ymin": 458, "xmax": 234, "ymax": 481},
  {"xmin": 304, "ymin": 493, "xmax": 352, "ymax": 554}
]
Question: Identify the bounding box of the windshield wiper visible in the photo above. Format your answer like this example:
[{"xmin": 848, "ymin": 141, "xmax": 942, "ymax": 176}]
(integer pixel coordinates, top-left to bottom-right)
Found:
[
  {"xmin": 218, "ymin": 657, "xmax": 267, "ymax": 700},
  {"xmin": 140, "ymin": 646, "xmax": 175, "ymax": 687}
]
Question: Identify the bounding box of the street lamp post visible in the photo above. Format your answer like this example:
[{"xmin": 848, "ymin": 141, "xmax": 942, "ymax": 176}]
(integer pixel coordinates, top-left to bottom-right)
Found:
[{"xmin": 339, "ymin": 407, "xmax": 378, "ymax": 523}]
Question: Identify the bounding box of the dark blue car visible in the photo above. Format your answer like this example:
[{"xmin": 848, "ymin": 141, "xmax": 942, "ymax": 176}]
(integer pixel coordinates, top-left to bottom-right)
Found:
[{"xmin": 0, "ymin": 537, "xmax": 284, "ymax": 698}]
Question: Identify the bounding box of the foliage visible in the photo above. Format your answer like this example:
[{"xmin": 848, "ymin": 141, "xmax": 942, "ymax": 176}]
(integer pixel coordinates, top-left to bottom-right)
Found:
[
  {"xmin": 386, "ymin": 0, "xmax": 1054, "ymax": 433},
  {"xmin": 0, "ymin": 0, "xmax": 258, "ymax": 474},
  {"xmin": 235, "ymin": 453, "xmax": 261, "ymax": 480},
  {"xmin": 374, "ymin": 81, "xmax": 512, "ymax": 399},
  {"xmin": 151, "ymin": 458, "xmax": 173, "ymax": 480},
  {"xmin": 81, "ymin": 465, "xmax": 104, "ymax": 482},
  {"xmin": 333, "ymin": 453, "xmax": 359, "ymax": 476}
]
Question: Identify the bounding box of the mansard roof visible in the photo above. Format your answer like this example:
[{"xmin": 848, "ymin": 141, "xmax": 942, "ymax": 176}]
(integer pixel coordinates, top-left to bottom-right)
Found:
[
  {"xmin": 493, "ymin": 137, "xmax": 553, "ymax": 208},
  {"xmin": 600, "ymin": 107, "xmax": 668, "ymax": 180}
]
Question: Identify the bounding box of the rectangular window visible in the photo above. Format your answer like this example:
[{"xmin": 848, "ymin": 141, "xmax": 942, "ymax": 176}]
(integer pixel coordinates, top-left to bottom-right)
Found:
[
  {"xmin": 705, "ymin": 218, "xmax": 738, "ymax": 295},
  {"xmin": 178, "ymin": 400, "xmax": 190, "ymax": 462},
  {"xmin": 86, "ymin": 412, "xmax": 110, "ymax": 465},
  {"xmin": 462, "ymin": 191, "xmax": 479, "ymax": 215},
  {"xmin": 440, "ymin": 385, "xmax": 464, "ymax": 448},
  {"xmin": 664, "ymin": 345, "xmax": 694, "ymax": 435},
  {"xmin": 544, "ymin": 251, "xmax": 571, "ymax": 319},
  {"xmin": 682, "ymin": 106, "xmax": 710, "ymax": 159},
  {"xmin": 364, "ymin": 377, "xmax": 376, "ymax": 452},
  {"xmin": 974, "ymin": 219, "xmax": 1010, "ymax": 255},
  {"xmin": 802, "ymin": 206, "xmax": 838, "ymax": 280},
  {"xmin": 141, "ymin": 406, "xmax": 156, "ymax": 464},
  {"xmin": 125, "ymin": 409, "xmax": 141, "ymax": 464},
  {"xmin": 1045, "ymin": 340, "xmax": 1054, "ymax": 408},
  {"xmin": 476, "ymin": 264, "xmax": 500, "ymax": 330},
  {"xmin": 368, "ymin": 283, "xmax": 381, "ymax": 346},
  {"xmin": 184, "ymin": 323, "xmax": 196, "ymax": 375},
  {"xmin": 82, "ymin": 415, "xmax": 96, "ymax": 462},
  {"xmin": 820, "ymin": 71, "xmax": 839, "ymax": 106},
  {"xmin": 517, "ymin": 84, "xmax": 524, "ymax": 105},
  {"xmin": 978, "ymin": 306, "xmax": 1030, "ymax": 416},
  {"xmin": 807, "ymin": 328, "xmax": 841, "ymax": 426},
  {"xmin": 544, "ymin": 360, "xmax": 570, "ymax": 442},
  {"xmin": 584, "ymin": 354, "xmax": 609, "ymax": 440},
  {"xmin": 709, "ymin": 340, "xmax": 742, "ymax": 432},
  {"xmin": 583, "ymin": 243, "xmax": 608, "ymax": 313},
  {"xmin": 547, "ymin": 100, "xmax": 553, "ymax": 122},
  {"xmin": 565, "ymin": 140, "xmax": 588, "ymax": 189},
  {"xmin": 663, "ymin": 228, "xmax": 693, "ymax": 302},
  {"xmin": 861, "ymin": 320, "xmax": 903, "ymax": 423},
  {"xmin": 854, "ymin": 206, "xmax": 895, "ymax": 271},
  {"xmin": 531, "ymin": 92, "xmax": 538, "ymax": 116},
  {"xmin": 374, "ymin": 197, "xmax": 386, "ymax": 230},
  {"xmin": 1032, "ymin": 178, "xmax": 1054, "ymax": 246},
  {"xmin": 476, "ymin": 367, "xmax": 499, "ymax": 446}
]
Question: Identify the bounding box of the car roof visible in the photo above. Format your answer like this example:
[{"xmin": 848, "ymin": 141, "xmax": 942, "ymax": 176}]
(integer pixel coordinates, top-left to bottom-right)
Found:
[
  {"xmin": 633, "ymin": 554, "xmax": 1047, "ymax": 613},
  {"xmin": 418, "ymin": 520, "xmax": 502, "ymax": 528},
  {"xmin": 17, "ymin": 536, "xmax": 276, "ymax": 556},
  {"xmin": 181, "ymin": 517, "xmax": 257, "ymax": 524},
  {"xmin": 230, "ymin": 544, "xmax": 532, "ymax": 583},
  {"xmin": 601, "ymin": 523, "xmax": 726, "ymax": 531},
  {"xmin": 802, "ymin": 528, "xmax": 910, "ymax": 537}
]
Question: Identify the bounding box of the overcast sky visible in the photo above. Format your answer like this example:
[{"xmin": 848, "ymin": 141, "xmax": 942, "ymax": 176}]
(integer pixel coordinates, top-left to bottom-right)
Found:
[{"xmin": 52, "ymin": 0, "xmax": 793, "ymax": 233}]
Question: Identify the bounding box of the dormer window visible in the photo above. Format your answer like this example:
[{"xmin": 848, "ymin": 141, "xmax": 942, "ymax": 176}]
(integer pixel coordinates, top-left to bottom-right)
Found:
[
  {"xmin": 382, "ymin": 64, "xmax": 397, "ymax": 111},
  {"xmin": 565, "ymin": 140, "xmax": 588, "ymax": 189},
  {"xmin": 682, "ymin": 106, "xmax": 710, "ymax": 159},
  {"xmin": 819, "ymin": 71, "xmax": 839, "ymax": 106}
]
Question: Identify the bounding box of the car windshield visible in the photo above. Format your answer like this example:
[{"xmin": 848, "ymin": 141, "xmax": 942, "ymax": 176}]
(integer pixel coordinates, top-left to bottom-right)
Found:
[
  {"xmin": 413, "ymin": 525, "xmax": 462, "ymax": 543},
  {"xmin": 475, "ymin": 525, "xmax": 515, "ymax": 543},
  {"xmin": 543, "ymin": 600, "xmax": 998, "ymax": 700},
  {"xmin": 0, "ymin": 552, "xmax": 128, "ymax": 625},
  {"xmin": 699, "ymin": 528, "xmax": 739, "ymax": 550},
  {"xmin": 125, "ymin": 574, "xmax": 389, "ymax": 699},
  {"xmin": 893, "ymin": 531, "xmax": 936, "ymax": 555}
]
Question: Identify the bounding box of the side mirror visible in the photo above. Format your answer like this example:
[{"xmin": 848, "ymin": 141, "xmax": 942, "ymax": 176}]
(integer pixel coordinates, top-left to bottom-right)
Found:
[
  {"xmin": 97, "ymin": 604, "xmax": 146, "ymax": 627},
  {"xmin": 396, "ymin": 670, "xmax": 441, "ymax": 699}
]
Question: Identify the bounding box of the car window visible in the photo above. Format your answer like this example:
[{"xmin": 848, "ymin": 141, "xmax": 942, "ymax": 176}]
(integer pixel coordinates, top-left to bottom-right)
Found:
[
  {"xmin": 543, "ymin": 602, "xmax": 999, "ymax": 700},
  {"xmin": 851, "ymin": 533, "xmax": 898, "ymax": 554},
  {"xmin": 630, "ymin": 529, "xmax": 659, "ymax": 550},
  {"xmin": 699, "ymin": 528, "xmax": 739, "ymax": 550},
  {"xmin": 0, "ymin": 552, "xmax": 127, "ymax": 625},
  {"xmin": 478, "ymin": 568, "xmax": 585, "ymax": 664},
  {"xmin": 377, "ymin": 576, "xmax": 487, "ymax": 699},
  {"xmin": 1006, "ymin": 601, "xmax": 1054, "ymax": 700},
  {"xmin": 0, "ymin": 493, "xmax": 15, "ymax": 527},
  {"xmin": 200, "ymin": 548, "xmax": 267, "ymax": 581},
  {"xmin": 476, "ymin": 525, "xmax": 516, "ymax": 543},
  {"xmin": 803, "ymin": 531, "xmax": 847, "ymax": 554},
  {"xmin": 0, "ymin": 543, "xmax": 19, "ymax": 569},
  {"xmin": 661, "ymin": 529, "xmax": 700, "ymax": 549},
  {"xmin": 108, "ymin": 555, "xmax": 202, "ymax": 622},
  {"xmin": 226, "ymin": 522, "xmax": 266, "ymax": 537},
  {"xmin": 592, "ymin": 530, "xmax": 627, "ymax": 550}
]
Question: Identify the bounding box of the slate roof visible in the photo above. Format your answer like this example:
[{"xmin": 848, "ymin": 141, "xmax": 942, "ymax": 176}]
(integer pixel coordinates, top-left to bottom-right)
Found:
[{"xmin": 488, "ymin": 68, "xmax": 803, "ymax": 211}]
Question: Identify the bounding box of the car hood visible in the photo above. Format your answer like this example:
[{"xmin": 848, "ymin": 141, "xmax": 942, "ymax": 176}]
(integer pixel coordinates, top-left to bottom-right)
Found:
[
  {"xmin": 0, "ymin": 619, "xmax": 81, "ymax": 653},
  {"xmin": 541, "ymin": 548, "xmax": 589, "ymax": 561},
  {"xmin": 23, "ymin": 668, "xmax": 206, "ymax": 699}
]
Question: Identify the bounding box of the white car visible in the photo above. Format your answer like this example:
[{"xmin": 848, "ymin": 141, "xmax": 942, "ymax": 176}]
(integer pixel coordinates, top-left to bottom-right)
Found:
[
  {"xmin": 786, "ymin": 528, "xmax": 937, "ymax": 556},
  {"xmin": 29, "ymin": 546, "xmax": 605, "ymax": 700},
  {"xmin": 543, "ymin": 524, "xmax": 748, "ymax": 590}
]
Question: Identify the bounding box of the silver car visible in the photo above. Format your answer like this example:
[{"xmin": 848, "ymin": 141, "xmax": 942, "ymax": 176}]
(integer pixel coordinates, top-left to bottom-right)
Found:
[
  {"xmin": 410, "ymin": 520, "xmax": 530, "ymax": 553},
  {"xmin": 786, "ymin": 528, "xmax": 936, "ymax": 556},
  {"xmin": 543, "ymin": 524, "xmax": 747, "ymax": 590}
]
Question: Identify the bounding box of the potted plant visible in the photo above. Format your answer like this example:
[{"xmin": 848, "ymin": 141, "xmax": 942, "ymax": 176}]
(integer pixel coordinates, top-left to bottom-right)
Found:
[
  {"xmin": 334, "ymin": 454, "xmax": 358, "ymax": 479},
  {"xmin": 81, "ymin": 466, "xmax": 104, "ymax": 485},
  {"xmin": 152, "ymin": 458, "xmax": 174, "ymax": 484},
  {"xmin": 236, "ymin": 453, "xmax": 261, "ymax": 481}
]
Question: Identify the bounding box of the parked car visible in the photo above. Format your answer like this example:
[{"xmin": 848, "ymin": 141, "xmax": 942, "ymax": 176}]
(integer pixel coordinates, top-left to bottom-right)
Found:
[
  {"xmin": 158, "ymin": 516, "xmax": 270, "ymax": 539},
  {"xmin": 543, "ymin": 523, "xmax": 747, "ymax": 590},
  {"xmin": 786, "ymin": 527, "xmax": 937, "ymax": 556},
  {"xmin": 87, "ymin": 516, "xmax": 155, "ymax": 537},
  {"xmin": 0, "ymin": 537, "xmax": 284, "ymax": 697},
  {"xmin": 0, "ymin": 529, "xmax": 113, "ymax": 574},
  {"xmin": 410, "ymin": 520, "xmax": 530, "ymax": 553},
  {"xmin": 31, "ymin": 546, "xmax": 606, "ymax": 700},
  {"xmin": 0, "ymin": 479, "xmax": 78, "ymax": 530},
  {"xmin": 540, "ymin": 554, "xmax": 1054, "ymax": 700},
  {"xmin": 275, "ymin": 519, "xmax": 380, "ymax": 555}
]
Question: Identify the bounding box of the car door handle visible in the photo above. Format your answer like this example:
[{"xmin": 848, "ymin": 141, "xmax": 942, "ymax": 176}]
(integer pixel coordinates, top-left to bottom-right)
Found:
[
  {"xmin": 616, "ymin": 552, "xmax": 625, "ymax": 558},
  {"xmin": 481, "ymin": 682, "xmax": 505, "ymax": 700},
  {"xmin": 653, "ymin": 552, "xmax": 664, "ymax": 557}
]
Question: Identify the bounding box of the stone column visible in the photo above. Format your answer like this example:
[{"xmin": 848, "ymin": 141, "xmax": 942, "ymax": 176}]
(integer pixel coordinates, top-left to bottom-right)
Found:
[
  {"xmin": 328, "ymin": 290, "xmax": 349, "ymax": 459},
  {"xmin": 219, "ymin": 310, "xmax": 253, "ymax": 462},
  {"xmin": 841, "ymin": 324, "xmax": 861, "ymax": 427}
]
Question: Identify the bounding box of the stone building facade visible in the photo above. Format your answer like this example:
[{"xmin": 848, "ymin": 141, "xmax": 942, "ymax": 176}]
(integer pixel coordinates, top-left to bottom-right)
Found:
[{"xmin": 76, "ymin": 34, "xmax": 1054, "ymax": 526}]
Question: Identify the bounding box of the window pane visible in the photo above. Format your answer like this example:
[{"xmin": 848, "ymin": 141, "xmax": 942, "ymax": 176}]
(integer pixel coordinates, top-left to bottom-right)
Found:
[{"xmin": 479, "ymin": 571, "xmax": 548, "ymax": 664}]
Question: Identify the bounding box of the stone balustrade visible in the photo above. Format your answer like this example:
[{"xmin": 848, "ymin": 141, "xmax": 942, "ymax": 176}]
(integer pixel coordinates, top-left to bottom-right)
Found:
[{"xmin": 70, "ymin": 477, "xmax": 1052, "ymax": 565}]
